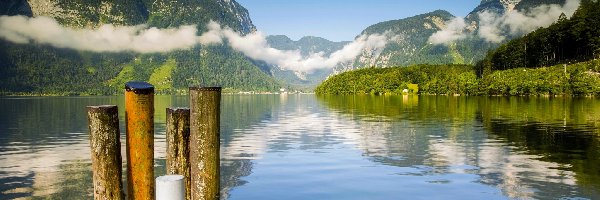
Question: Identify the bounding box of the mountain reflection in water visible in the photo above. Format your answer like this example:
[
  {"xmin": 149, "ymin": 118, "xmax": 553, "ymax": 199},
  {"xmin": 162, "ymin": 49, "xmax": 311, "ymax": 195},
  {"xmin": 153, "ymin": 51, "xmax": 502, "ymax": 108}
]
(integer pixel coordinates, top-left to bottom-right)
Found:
[{"xmin": 0, "ymin": 95, "xmax": 599, "ymax": 199}]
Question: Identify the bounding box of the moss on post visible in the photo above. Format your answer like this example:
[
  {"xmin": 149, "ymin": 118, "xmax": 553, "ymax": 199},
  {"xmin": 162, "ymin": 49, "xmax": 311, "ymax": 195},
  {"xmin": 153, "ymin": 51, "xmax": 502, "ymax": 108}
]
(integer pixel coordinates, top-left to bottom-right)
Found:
[
  {"xmin": 124, "ymin": 81, "xmax": 155, "ymax": 200},
  {"xmin": 166, "ymin": 107, "xmax": 191, "ymax": 200},
  {"xmin": 189, "ymin": 87, "xmax": 221, "ymax": 200},
  {"xmin": 87, "ymin": 105, "xmax": 124, "ymax": 200}
]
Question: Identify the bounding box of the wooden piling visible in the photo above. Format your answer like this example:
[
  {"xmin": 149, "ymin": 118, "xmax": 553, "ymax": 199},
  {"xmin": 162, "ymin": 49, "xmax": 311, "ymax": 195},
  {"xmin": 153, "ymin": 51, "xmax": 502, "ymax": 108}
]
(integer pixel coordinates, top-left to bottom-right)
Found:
[
  {"xmin": 189, "ymin": 87, "xmax": 221, "ymax": 200},
  {"xmin": 125, "ymin": 81, "xmax": 155, "ymax": 200},
  {"xmin": 166, "ymin": 108, "xmax": 191, "ymax": 200},
  {"xmin": 87, "ymin": 105, "xmax": 124, "ymax": 200}
]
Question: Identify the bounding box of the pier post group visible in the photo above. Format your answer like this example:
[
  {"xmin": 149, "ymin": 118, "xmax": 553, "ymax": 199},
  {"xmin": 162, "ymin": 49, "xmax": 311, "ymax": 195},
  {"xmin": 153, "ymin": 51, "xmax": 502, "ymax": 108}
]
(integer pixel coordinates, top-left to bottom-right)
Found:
[{"xmin": 86, "ymin": 82, "xmax": 221, "ymax": 200}]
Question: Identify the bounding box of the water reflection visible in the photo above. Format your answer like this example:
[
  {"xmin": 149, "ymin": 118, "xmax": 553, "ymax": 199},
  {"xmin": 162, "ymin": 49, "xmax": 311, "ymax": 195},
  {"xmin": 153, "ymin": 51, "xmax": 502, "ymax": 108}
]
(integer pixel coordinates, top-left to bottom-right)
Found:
[
  {"xmin": 1, "ymin": 95, "xmax": 599, "ymax": 199},
  {"xmin": 0, "ymin": 96, "xmax": 187, "ymax": 199},
  {"xmin": 318, "ymin": 95, "xmax": 600, "ymax": 199}
]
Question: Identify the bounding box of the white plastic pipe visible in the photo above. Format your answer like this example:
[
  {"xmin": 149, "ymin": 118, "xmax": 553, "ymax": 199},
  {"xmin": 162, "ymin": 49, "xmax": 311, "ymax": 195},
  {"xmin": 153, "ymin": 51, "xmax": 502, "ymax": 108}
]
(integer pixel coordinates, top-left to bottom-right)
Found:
[{"xmin": 156, "ymin": 175, "xmax": 185, "ymax": 200}]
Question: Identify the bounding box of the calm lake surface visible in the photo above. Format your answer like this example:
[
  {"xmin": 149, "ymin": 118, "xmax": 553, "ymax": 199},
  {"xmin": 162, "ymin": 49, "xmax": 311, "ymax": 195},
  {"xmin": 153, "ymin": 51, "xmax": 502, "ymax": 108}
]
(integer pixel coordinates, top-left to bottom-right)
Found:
[{"xmin": 1, "ymin": 95, "xmax": 600, "ymax": 199}]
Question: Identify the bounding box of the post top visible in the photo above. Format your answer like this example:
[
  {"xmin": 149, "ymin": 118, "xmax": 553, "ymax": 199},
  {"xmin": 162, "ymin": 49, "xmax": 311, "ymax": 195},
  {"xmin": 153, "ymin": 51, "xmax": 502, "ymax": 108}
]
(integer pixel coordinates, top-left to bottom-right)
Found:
[
  {"xmin": 86, "ymin": 105, "xmax": 118, "ymax": 112},
  {"xmin": 167, "ymin": 107, "xmax": 190, "ymax": 114},
  {"xmin": 156, "ymin": 175, "xmax": 184, "ymax": 182},
  {"xmin": 125, "ymin": 81, "xmax": 154, "ymax": 94},
  {"xmin": 189, "ymin": 87, "xmax": 221, "ymax": 92}
]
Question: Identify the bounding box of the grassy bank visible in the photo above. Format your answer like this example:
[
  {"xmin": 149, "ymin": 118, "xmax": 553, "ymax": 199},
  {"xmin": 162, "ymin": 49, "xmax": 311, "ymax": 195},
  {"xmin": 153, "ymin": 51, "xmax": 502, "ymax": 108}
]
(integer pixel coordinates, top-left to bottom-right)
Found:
[{"xmin": 315, "ymin": 60, "xmax": 600, "ymax": 96}]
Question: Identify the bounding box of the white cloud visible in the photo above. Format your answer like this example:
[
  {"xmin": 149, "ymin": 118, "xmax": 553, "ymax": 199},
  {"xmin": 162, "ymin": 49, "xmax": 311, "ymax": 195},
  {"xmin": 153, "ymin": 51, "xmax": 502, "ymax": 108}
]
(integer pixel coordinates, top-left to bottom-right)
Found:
[
  {"xmin": 198, "ymin": 21, "xmax": 390, "ymax": 72},
  {"xmin": 428, "ymin": 17, "xmax": 468, "ymax": 45},
  {"xmin": 429, "ymin": 0, "xmax": 581, "ymax": 44},
  {"xmin": 500, "ymin": 0, "xmax": 580, "ymax": 35},
  {"xmin": 0, "ymin": 17, "xmax": 389, "ymax": 73},
  {"xmin": 478, "ymin": 11, "xmax": 507, "ymax": 43},
  {"xmin": 0, "ymin": 15, "xmax": 199, "ymax": 53}
]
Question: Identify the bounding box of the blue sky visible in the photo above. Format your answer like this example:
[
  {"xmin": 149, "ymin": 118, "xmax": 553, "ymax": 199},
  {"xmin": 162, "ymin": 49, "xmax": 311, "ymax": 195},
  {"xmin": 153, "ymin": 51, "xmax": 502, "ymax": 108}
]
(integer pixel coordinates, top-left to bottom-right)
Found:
[{"xmin": 237, "ymin": 0, "xmax": 481, "ymax": 42}]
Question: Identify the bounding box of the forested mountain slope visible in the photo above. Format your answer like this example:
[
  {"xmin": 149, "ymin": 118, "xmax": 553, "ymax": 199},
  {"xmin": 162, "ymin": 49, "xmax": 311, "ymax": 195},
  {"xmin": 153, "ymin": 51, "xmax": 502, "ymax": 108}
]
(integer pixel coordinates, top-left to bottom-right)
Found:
[{"xmin": 0, "ymin": 0, "xmax": 281, "ymax": 95}]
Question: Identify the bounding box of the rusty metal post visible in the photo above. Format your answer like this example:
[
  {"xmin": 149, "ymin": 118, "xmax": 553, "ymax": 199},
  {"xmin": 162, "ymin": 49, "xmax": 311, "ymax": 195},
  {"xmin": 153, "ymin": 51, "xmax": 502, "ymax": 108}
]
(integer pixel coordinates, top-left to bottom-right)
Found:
[
  {"xmin": 166, "ymin": 107, "xmax": 191, "ymax": 200},
  {"xmin": 189, "ymin": 87, "xmax": 221, "ymax": 200},
  {"xmin": 87, "ymin": 105, "xmax": 124, "ymax": 200},
  {"xmin": 125, "ymin": 81, "xmax": 155, "ymax": 200}
]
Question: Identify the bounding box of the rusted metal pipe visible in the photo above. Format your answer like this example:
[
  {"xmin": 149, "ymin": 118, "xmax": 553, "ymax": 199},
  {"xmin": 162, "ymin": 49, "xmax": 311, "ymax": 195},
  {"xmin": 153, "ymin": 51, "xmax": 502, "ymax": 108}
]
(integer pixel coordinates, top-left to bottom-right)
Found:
[
  {"xmin": 87, "ymin": 105, "xmax": 124, "ymax": 200},
  {"xmin": 125, "ymin": 81, "xmax": 155, "ymax": 200},
  {"xmin": 166, "ymin": 107, "xmax": 191, "ymax": 200},
  {"xmin": 189, "ymin": 87, "xmax": 221, "ymax": 200}
]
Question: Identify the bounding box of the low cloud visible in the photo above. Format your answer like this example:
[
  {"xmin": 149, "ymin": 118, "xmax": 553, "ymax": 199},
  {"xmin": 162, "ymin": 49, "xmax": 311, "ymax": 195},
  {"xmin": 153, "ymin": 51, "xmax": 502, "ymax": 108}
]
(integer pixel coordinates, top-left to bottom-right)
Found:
[
  {"xmin": 199, "ymin": 21, "xmax": 390, "ymax": 72},
  {"xmin": 0, "ymin": 16, "xmax": 389, "ymax": 73},
  {"xmin": 478, "ymin": 0, "xmax": 580, "ymax": 42},
  {"xmin": 0, "ymin": 15, "xmax": 198, "ymax": 53},
  {"xmin": 428, "ymin": 17, "xmax": 468, "ymax": 45},
  {"xmin": 429, "ymin": 0, "xmax": 581, "ymax": 44}
]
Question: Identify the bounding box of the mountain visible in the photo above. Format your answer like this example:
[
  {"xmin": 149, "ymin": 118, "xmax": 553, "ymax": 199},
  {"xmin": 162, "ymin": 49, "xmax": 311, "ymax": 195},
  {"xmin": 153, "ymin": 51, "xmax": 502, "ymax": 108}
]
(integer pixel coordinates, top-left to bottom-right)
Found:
[
  {"xmin": 343, "ymin": 0, "xmax": 569, "ymax": 73},
  {"xmin": 0, "ymin": 0, "xmax": 280, "ymax": 95},
  {"xmin": 265, "ymin": 10, "xmax": 474, "ymax": 87},
  {"xmin": 337, "ymin": 9, "xmax": 488, "ymax": 75},
  {"xmin": 470, "ymin": 0, "xmax": 522, "ymax": 15},
  {"xmin": 0, "ymin": 0, "xmax": 576, "ymax": 94},
  {"xmin": 267, "ymin": 35, "xmax": 350, "ymax": 57},
  {"xmin": 264, "ymin": 35, "xmax": 350, "ymax": 88},
  {"xmin": 317, "ymin": 0, "xmax": 600, "ymax": 96},
  {"xmin": 465, "ymin": 0, "xmax": 567, "ymax": 23},
  {"xmin": 350, "ymin": 10, "xmax": 460, "ymax": 68}
]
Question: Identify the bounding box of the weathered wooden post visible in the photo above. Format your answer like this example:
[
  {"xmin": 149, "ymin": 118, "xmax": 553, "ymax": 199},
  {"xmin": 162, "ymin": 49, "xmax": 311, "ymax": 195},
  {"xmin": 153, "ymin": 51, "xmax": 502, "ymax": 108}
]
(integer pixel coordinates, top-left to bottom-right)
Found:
[
  {"xmin": 125, "ymin": 81, "xmax": 155, "ymax": 200},
  {"xmin": 86, "ymin": 105, "xmax": 124, "ymax": 199},
  {"xmin": 189, "ymin": 87, "xmax": 221, "ymax": 200},
  {"xmin": 166, "ymin": 107, "xmax": 191, "ymax": 200},
  {"xmin": 156, "ymin": 175, "xmax": 185, "ymax": 200}
]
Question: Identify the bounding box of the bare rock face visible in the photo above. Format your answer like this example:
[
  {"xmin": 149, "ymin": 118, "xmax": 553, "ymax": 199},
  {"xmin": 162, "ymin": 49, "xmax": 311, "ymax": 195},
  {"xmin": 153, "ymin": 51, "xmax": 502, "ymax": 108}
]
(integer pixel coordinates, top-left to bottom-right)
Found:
[
  {"xmin": 3, "ymin": 0, "xmax": 256, "ymax": 32},
  {"xmin": 28, "ymin": 0, "xmax": 63, "ymax": 18},
  {"xmin": 343, "ymin": 10, "xmax": 457, "ymax": 72},
  {"xmin": 480, "ymin": 0, "xmax": 523, "ymax": 11},
  {"xmin": 216, "ymin": 0, "xmax": 256, "ymax": 34}
]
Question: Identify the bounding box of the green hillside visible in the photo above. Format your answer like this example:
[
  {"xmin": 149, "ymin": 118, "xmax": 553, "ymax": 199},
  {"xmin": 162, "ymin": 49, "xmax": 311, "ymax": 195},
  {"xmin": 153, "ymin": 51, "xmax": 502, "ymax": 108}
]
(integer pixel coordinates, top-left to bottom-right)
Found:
[
  {"xmin": 0, "ymin": 0, "xmax": 281, "ymax": 95},
  {"xmin": 317, "ymin": 0, "xmax": 600, "ymax": 96},
  {"xmin": 316, "ymin": 60, "xmax": 600, "ymax": 96}
]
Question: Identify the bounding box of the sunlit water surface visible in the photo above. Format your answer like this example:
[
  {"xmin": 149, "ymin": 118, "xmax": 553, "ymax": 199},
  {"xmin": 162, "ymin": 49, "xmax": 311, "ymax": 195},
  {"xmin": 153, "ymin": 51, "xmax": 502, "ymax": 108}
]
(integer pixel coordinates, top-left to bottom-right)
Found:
[{"xmin": 1, "ymin": 95, "xmax": 599, "ymax": 199}]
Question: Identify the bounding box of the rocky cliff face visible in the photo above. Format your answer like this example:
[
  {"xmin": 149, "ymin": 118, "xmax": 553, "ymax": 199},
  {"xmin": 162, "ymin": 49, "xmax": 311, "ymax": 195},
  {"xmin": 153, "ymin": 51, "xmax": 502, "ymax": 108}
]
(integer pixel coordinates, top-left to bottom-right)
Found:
[
  {"xmin": 25, "ymin": 0, "xmax": 148, "ymax": 27},
  {"xmin": 215, "ymin": 0, "xmax": 256, "ymax": 34},
  {"xmin": 3, "ymin": 0, "xmax": 256, "ymax": 33},
  {"xmin": 342, "ymin": 10, "xmax": 458, "ymax": 73},
  {"xmin": 475, "ymin": 0, "xmax": 523, "ymax": 14}
]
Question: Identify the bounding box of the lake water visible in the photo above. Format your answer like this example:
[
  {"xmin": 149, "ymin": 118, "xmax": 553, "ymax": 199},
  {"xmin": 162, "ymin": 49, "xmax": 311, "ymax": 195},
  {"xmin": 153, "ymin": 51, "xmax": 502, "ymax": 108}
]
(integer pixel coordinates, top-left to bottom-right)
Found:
[{"xmin": 0, "ymin": 95, "xmax": 599, "ymax": 199}]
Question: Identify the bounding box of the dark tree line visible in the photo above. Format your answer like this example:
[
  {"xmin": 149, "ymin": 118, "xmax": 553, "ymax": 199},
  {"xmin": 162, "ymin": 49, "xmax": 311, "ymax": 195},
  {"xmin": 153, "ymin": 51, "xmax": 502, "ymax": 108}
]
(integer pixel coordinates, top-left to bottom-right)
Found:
[{"xmin": 477, "ymin": 0, "xmax": 600, "ymax": 76}]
